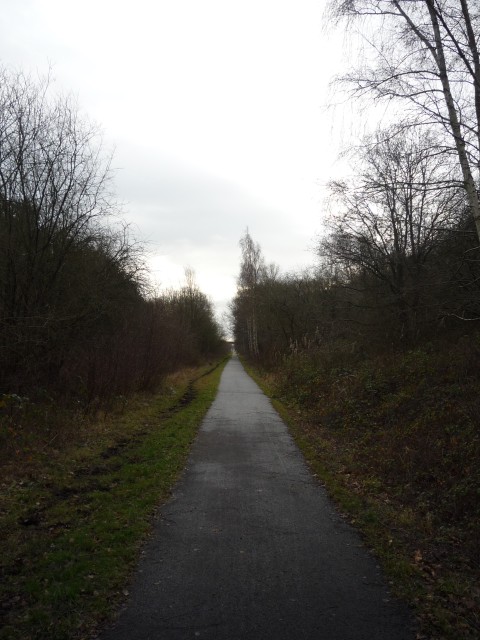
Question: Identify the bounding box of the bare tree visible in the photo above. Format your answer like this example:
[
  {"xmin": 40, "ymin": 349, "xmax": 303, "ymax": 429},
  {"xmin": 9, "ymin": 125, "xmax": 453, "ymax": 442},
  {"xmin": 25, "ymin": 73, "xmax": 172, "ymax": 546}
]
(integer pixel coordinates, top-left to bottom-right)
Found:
[
  {"xmin": 236, "ymin": 229, "xmax": 266, "ymax": 358},
  {"xmin": 321, "ymin": 128, "xmax": 465, "ymax": 339},
  {"xmin": 0, "ymin": 67, "xmax": 120, "ymax": 388},
  {"xmin": 0, "ymin": 68, "xmax": 114, "ymax": 328},
  {"xmin": 329, "ymin": 0, "xmax": 480, "ymax": 239}
]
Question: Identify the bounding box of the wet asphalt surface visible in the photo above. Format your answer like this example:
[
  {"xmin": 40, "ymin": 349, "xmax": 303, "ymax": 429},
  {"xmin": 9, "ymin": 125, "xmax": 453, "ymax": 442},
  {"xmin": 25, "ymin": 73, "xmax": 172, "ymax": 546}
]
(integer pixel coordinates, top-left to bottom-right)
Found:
[{"xmin": 99, "ymin": 356, "xmax": 416, "ymax": 640}]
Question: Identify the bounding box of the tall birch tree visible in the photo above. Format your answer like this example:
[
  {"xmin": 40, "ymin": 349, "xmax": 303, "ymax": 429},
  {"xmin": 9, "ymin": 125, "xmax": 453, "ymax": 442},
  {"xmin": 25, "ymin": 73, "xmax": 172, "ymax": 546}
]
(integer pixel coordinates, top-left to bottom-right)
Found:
[
  {"xmin": 329, "ymin": 0, "xmax": 480, "ymax": 239},
  {"xmin": 237, "ymin": 230, "xmax": 265, "ymax": 358}
]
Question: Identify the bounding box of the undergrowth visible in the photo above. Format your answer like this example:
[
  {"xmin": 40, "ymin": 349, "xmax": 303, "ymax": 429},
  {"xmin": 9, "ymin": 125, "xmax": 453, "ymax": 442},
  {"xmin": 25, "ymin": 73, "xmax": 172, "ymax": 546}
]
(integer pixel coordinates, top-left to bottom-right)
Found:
[{"xmin": 243, "ymin": 336, "xmax": 480, "ymax": 640}]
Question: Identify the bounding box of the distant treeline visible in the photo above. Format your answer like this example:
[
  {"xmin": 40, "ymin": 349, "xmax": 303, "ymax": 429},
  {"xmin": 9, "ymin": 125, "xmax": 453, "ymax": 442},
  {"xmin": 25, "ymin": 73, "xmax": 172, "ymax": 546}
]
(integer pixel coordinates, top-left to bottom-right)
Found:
[
  {"xmin": 0, "ymin": 68, "xmax": 226, "ymax": 404},
  {"xmin": 231, "ymin": 129, "xmax": 480, "ymax": 364},
  {"xmin": 232, "ymin": 0, "xmax": 480, "ymax": 365}
]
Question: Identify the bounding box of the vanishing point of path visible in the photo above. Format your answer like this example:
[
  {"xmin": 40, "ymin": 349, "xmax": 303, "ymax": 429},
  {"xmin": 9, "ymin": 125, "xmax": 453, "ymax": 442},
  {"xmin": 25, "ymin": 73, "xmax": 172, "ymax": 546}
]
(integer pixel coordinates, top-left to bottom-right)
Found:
[{"xmin": 100, "ymin": 356, "xmax": 416, "ymax": 640}]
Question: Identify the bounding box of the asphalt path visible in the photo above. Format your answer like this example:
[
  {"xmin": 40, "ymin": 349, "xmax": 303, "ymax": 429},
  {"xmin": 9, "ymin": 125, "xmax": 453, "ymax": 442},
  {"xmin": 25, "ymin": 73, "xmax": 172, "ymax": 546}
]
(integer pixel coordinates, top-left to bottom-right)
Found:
[{"xmin": 99, "ymin": 355, "xmax": 416, "ymax": 640}]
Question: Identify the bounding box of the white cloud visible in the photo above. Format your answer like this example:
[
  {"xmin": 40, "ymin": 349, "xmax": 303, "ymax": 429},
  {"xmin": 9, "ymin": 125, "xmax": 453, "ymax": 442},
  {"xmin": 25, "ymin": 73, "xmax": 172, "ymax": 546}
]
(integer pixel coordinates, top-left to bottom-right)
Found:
[{"xmin": 0, "ymin": 0, "xmax": 346, "ymax": 313}]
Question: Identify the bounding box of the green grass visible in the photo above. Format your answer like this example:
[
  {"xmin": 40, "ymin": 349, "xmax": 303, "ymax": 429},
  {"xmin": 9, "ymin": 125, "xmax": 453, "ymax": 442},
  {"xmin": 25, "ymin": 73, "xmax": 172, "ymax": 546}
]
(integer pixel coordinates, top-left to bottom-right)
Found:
[{"xmin": 0, "ymin": 357, "xmax": 229, "ymax": 640}]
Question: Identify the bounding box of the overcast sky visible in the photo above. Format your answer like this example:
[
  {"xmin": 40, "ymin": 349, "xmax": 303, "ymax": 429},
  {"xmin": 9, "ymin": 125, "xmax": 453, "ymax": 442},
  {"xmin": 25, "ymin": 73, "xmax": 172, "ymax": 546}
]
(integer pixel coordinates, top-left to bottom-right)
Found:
[{"xmin": 0, "ymin": 0, "xmax": 352, "ymax": 323}]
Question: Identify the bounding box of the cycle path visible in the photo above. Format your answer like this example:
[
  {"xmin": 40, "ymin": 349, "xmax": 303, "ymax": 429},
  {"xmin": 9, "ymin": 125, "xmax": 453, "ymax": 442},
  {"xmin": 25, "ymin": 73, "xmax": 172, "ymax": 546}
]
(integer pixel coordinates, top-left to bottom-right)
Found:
[{"xmin": 99, "ymin": 355, "xmax": 415, "ymax": 640}]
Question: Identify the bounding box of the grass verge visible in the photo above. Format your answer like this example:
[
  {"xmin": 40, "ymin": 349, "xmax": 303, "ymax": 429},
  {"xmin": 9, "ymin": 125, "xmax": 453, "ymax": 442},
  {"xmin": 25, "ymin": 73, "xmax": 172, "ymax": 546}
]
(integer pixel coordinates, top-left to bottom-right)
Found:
[
  {"xmin": 0, "ymin": 357, "xmax": 229, "ymax": 640},
  {"xmin": 241, "ymin": 355, "xmax": 479, "ymax": 640}
]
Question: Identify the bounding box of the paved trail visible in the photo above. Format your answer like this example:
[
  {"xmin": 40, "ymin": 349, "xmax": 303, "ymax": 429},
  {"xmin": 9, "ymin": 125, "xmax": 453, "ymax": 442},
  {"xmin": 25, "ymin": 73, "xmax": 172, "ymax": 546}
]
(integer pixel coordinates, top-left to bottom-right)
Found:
[{"xmin": 100, "ymin": 356, "xmax": 415, "ymax": 640}]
